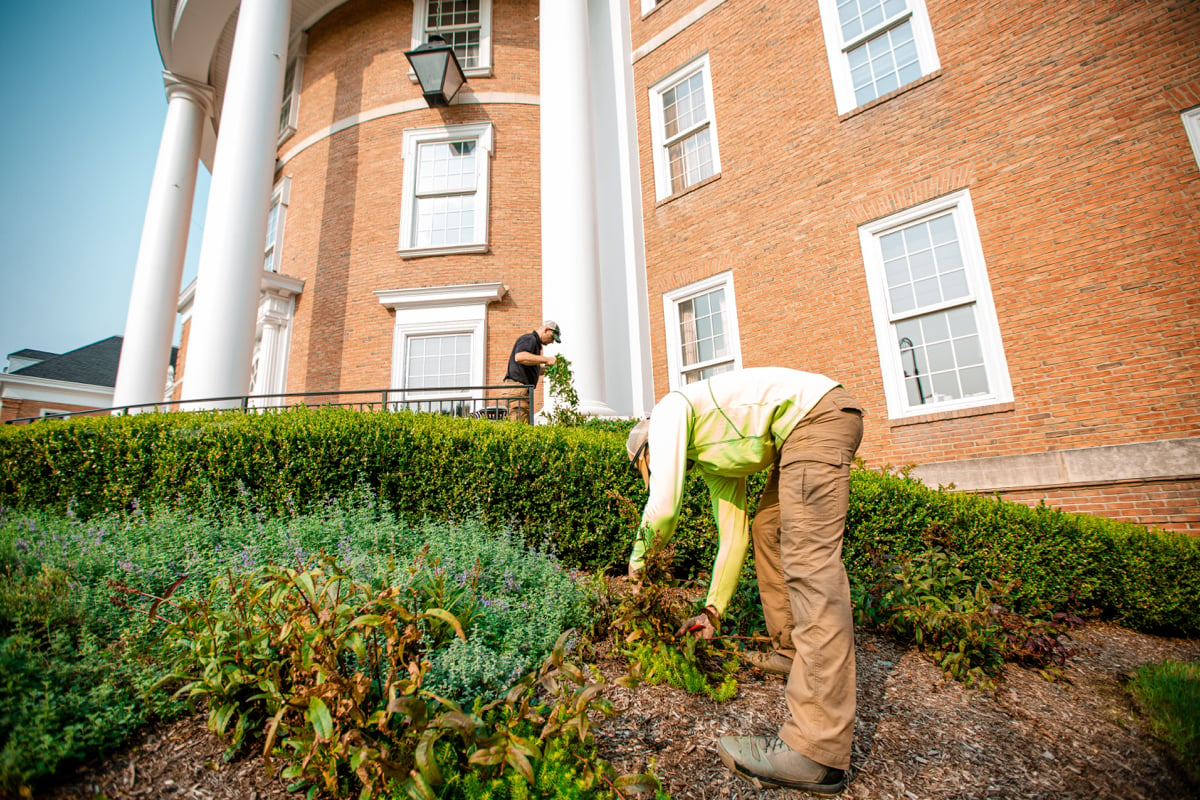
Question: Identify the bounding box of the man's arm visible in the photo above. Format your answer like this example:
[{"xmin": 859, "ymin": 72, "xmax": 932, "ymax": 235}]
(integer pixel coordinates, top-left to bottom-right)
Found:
[
  {"xmin": 514, "ymin": 350, "xmax": 555, "ymax": 366},
  {"xmin": 628, "ymin": 396, "xmax": 691, "ymax": 573},
  {"xmin": 702, "ymin": 474, "xmax": 750, "ymax": 616}
]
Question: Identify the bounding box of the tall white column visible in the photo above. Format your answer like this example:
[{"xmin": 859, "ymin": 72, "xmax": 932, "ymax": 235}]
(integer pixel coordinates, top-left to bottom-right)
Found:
[
  {"xmin": 539, "ymin": 0, "xmax": 616, "ymax": 417},
  {"xmin": 113, "ymin": 74, "xmax": 213, "ymax": 411},
  {"xmin": 182, "ymin": 0, "xmax": 292, "ymax": 408}
]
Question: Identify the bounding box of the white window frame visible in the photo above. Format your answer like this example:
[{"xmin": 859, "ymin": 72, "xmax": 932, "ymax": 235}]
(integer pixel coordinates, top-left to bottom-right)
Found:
[
  {"xmin": 1183, "ymin": 106, "xmax": 1200, "ymax": 169},
  {"xmin": 662, "ymin": 271, "xmax": 742, "ymax": 390},
  {"xmin": 264, "ymin": 177, "xmax": 291, "ymax": 274},
  {"xmin": 279, "ymin": 36, "xmax": 306, "ymax": 144},
  {"xmin": 648, "ymin": 53, "xmax": 722, "ymax": 202},
  {"xmin": 410, "ymin": 0, "xmax": 493, "ymax": 78},
  {"xmin": 376, "ymin": 283, "xmax": 505, "ymax": 409},
  {"xmin": 398, "ymin": 122, "xmax": 493, "ymax": 257},
  {"xmin": 640, "ymin": 0, "xmax": 663, "ymax": 14},
  {"xmin": 817, "ymin": 0, "xmax": 939, "ymax": 115},
  {"xmin": 859, "ymin": 189, "xmax": 1012, "ymax": 420}
]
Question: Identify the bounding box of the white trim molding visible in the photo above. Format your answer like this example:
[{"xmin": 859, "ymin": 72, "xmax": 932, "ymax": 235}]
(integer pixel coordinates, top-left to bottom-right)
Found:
[
  {"xmin": 1183, "ymin": 106, "xmax": 1200, "ymax": 169},
  {"xmin": 662, "ymin": 270, "xmax": 742, "ymax": 390},
  {"xmin": 397, "ymin": 121, "xmax": 494, "ymax": 257},
  {"xmin": 410, "ymin": 0, "xmax": 493, "ymax": 78},
  {"xmin": 648, "ymin": 53, "xmax": 721, "ymax": 202},
  {"xmin": 860, "ymin": 188, "xmax": 1012, "ymax": 420},
  {"xmin": 817, "ymin": 0, "xmax": 940, "ymax": 114},
  {"xmin": 375, "ymin": 282, "xmax": 506, "ymax": 396}
]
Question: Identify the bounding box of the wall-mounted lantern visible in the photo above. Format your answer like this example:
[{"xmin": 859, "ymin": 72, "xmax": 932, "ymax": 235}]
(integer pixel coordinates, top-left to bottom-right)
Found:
[{"xmin": 404, "ymin": 34, "xmax": 466, "ymax": 107}]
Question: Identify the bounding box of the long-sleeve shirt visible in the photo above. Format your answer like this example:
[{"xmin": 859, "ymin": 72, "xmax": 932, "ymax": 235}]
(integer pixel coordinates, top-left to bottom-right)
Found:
[{"xmin": 629, "ymin": 367, "xmax": 839, "ymax": 615}]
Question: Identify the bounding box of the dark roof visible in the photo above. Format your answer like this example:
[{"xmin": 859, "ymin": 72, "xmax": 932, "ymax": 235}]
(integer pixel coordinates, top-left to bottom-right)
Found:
[
  {"xmin": 6, "ymin": 348, "xmax": 60, "ymax": 361},
  {"xmin": 10, "ymin": 336, "xmax": 179, "ymax": 388},
  {"xmin": 12, "ymin": 336, "xmax": 125, "ymax": 387}
]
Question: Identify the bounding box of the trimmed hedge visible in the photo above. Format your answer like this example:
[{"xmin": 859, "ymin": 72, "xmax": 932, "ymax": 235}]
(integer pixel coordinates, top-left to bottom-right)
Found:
[{"xmin": 2, "ymin": 408, "xmax": 1197, "ymax": 635}]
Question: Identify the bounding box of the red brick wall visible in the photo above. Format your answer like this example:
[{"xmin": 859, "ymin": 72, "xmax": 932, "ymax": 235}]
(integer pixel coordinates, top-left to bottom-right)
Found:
[
  {"xmin": 988, "ymin": 479, "xmax": 1200, "ymax": 536},
  {"xmin": 277, "ymin": 0, "xmax": 546, "ymax": 405},
  {"xmin": 629, "ymin": 0, "xmax": 1200, "ymax": 465},
  {"xmin": 1, "ymin": 399, "xmax": 99, "ymax": 425}
]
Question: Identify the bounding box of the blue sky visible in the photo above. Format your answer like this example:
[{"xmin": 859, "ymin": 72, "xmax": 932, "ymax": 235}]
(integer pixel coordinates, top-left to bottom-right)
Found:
[{"xmin": 0, "ymin": 3, "xmax": 209, "ymax": 368}]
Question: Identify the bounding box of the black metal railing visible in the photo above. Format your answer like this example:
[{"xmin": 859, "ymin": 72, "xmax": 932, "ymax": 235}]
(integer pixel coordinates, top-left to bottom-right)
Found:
[{"xmin": 4, "ymin": 384, "xmax": 535, "ymax": 426}]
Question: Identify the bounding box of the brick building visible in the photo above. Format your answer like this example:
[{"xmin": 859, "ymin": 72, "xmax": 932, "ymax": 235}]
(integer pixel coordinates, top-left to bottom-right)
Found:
[{"xmin": 117, "ymin": 0, "xmax": 1200, "ymax": 532}]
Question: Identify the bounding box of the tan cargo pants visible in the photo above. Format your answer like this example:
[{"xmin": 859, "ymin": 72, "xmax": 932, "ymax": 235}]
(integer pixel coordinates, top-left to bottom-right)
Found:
[
  {"xmin": 750, "ymin": 386, "xmax": 864, "ymax": 770},
  {"xmin": 498, "ymin": 380, "xmax": 532, "ymax": 423}
]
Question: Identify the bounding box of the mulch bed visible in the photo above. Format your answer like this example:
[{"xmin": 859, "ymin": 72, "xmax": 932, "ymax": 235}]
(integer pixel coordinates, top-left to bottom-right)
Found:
[{"xmin": 41, "ymin": 623, "xmax": 1199, "ymax": 800}]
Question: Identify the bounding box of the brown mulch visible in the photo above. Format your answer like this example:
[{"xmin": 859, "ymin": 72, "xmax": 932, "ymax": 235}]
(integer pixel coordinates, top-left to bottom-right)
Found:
[{"xmin": 39, "ymin": 623, "xmax": 1199, "ymax": 800}]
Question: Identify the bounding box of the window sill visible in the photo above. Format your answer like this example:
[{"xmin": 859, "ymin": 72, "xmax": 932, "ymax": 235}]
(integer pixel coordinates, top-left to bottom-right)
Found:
[
  {"xmin": 838, "ymin": 69, "xmax": 943, "ymax": 122},
  {"xmin": 654, "ymin": 172, "xmax": 721, "ymax": 208},
  {"xmin": 399, "ymin": 243, "xmax": 490, "ymax": 260},
  {"xmin": 889, "ymin": 400, "xmax": 1014, "ymax": 427}
]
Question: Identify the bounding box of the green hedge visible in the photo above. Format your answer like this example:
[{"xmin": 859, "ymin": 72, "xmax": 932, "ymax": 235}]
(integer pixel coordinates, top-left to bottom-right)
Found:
[{"xmin": 2, "ymin": 408, "xmax": 1197, "ymax": 635}]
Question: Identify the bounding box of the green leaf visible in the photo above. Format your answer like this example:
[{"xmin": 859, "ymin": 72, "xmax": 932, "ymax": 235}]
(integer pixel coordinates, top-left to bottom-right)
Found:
[{"xmin": 308, "ymin": 696, "xmax": 334, "ymax": 741}]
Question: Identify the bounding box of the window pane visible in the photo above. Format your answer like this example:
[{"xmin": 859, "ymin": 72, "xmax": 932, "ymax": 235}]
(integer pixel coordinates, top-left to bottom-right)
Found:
[
  {"xmin": 417, "ymin": 141, "xmax": 476, "ymax": 194},
  {"xmin": 407, "ymin": 333, "xmax": 472, "ymax": 389},
  {"xmin": 667, "ymin": 128, "xmax": 714, "ymax": 193},
  {"xmin": 678, "ymin": 287, "xmax": 727, "ymax": 368},
  {"xmin": 663, "ymin": 72, "xmax": 706, "ymax": 139},
  {"xmin": 847, "ymin": 19, "xmax": 920, "ymax": 105},
  {"xmin": 892, "ymin": 308, "xmax": 989, "ymax": 406},
  {"xmin": 414, "ymin": 194, "xmax": 476, "ymax": 247},
  {"xmin": 426, "ymin": 0, "xmax": 482, "ymax": 68},
  {"xmin": 883, "ymin": 213, "xmax": 973, "ymax": 315}
]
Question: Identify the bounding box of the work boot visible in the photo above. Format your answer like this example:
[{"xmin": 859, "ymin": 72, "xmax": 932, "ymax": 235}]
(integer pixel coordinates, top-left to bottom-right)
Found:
[
  {"xmin": 743, "ymin": 649, "xmax": 793, "ymax": 677},
  {"xmin": 716, "ymin": 735, "xmax": 846, "ymax": 795}
]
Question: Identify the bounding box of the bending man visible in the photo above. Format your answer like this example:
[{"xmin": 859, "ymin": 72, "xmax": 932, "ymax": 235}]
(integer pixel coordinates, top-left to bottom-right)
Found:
[{"xmin": 625, "ymin": 367, "xmax": 863, "ymax": 795}]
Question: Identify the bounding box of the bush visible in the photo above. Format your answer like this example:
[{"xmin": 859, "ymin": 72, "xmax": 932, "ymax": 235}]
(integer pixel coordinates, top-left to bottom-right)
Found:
[
  {"xmin": 0, "ymin": 503, "xmax": 589, "ymax": 794},
  {"xmin": 3, "ymin": 412, "xmax": 1198, "ymax": 636}
]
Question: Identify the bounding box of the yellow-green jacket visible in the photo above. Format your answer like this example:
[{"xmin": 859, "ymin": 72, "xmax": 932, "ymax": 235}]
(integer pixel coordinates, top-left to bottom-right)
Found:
[{"xmin": 630, "ymin": 367, "xmax": 839, "ymax": 614}]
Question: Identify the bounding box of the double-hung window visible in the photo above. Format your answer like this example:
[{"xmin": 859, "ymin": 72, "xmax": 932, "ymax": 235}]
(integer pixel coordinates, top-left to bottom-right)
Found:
[
  {"xmin": 399, "ymin": 123, "xmax": 493, "ymax": 255},
  {"xmin": 663, "ymin": 272, "xmax": 741, "ymax": 388},
  {"xmin": 649, "ymin": 54, "xmax": 721, "ymax": 201},
  {"xmin": 859, "ymin": 190, "xmax": 1011, "ymax": 419},
  {"xmin": 279, "ymin": 38, "xmax": 305, "ymax": 143},
  {"xmin": 264, "ymin": 177, "xmax": 291, "ymax": 273},
  {"xmin": 411, "ymin": 0, "xmax": 492, "ymax": 76},
  {"xmin": 817, "ymin": 0, "xmax": 939, "ymax": 114},
  {"xmin": 1183, "ymin": 106, "xmax": 1200, "ymax": 169}
]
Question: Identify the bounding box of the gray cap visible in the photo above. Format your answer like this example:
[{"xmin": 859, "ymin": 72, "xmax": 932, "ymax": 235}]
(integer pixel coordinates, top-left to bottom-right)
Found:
[
  {"xmin": 543, "ymin": 320, "xmax": 561, "ymax": 343},
  {"xmin": 626, "ymin": 418, "xmax": 651, "ymax": 463}
]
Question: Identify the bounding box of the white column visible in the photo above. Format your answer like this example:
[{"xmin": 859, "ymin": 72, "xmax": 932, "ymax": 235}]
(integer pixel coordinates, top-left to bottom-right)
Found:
[
  {"xmin": 539, "ymin": 0, "xmax": 616, "ymax": 417},
  {"xmin": 182, "ymin": 0, "xmax": 292, "ymax": 408},
  {"xmin": 113, "ymin": 74, "xmax": 213, "ymax": 411}
]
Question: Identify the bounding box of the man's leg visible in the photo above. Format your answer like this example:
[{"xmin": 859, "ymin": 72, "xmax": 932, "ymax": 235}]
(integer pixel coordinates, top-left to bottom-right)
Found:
[
  {"xmin": 750, "ymin": 467, "xmax": 796, "ymax": 659},
  {"xmin": 498, "ymin": 382, "xmax": 530, "ymax": 423},
  {"xmin": 775, "ymin": 388, "xmax": 863, "ymax": 771}
]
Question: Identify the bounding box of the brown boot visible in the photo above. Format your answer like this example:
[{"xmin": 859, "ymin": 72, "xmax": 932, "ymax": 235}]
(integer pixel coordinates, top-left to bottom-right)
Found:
[
  {"xmin": 743, "ymin": 649, "xmax": 793, "ymax": 677},
  {"xmin": 716, "ymin": 735, "xmax": 846, "ymax": 794}
]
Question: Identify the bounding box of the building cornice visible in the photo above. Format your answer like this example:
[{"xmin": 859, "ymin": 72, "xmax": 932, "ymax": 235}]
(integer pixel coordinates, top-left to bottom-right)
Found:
[{"xmin": 375, "ymin": 282, "xmax": 507, "ymax": 309}]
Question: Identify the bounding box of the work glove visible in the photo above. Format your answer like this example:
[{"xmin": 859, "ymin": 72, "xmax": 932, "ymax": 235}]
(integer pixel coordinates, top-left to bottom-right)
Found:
[{"xmin": 675, "ymin": 605, "xmax": 720, "ymax": 640}]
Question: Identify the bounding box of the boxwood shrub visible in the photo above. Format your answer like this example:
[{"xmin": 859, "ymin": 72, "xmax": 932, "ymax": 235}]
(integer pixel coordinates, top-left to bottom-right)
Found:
[{"xmin": 2, "ymin": 408, "xmax": 1196, "ymax": 635}]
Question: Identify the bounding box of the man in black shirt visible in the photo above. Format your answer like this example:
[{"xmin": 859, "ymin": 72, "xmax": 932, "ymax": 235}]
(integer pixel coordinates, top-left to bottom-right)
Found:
[{"xmin": 500, "ymin": 320, "xmax": 561, "ymax": 422}]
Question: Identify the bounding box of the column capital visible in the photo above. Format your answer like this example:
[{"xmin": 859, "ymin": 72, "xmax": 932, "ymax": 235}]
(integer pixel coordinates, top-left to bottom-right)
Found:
[{"xmin": 163, "ymin": 71, "xmax": 216, "ymax": 117}]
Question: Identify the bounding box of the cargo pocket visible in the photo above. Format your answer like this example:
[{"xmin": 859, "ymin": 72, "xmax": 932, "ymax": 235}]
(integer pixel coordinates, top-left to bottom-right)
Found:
[{"xmin": 780, "ymin": 446, "xmax": 851, "ymax": 469}]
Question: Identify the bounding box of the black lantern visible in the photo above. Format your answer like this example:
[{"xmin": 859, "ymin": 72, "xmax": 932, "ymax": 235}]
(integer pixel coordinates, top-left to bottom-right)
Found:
[{"xmin": 404, "ymin": 35, "xmax": 466, "ymax": 107}]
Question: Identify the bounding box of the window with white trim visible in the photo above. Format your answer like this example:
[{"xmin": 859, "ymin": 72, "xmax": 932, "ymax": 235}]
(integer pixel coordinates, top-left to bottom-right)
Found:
[
  {"xmin": 1183, "ymin": 106, "xmax": 1200, "ymax": 169},
  {"xmin": 411, "ymin": 0, "xmax": 492, "ymax": 76},
  {"xmin": 663, "ymin": 272, "xmax": 741, "ymax": 389},
  {"xmin": 279, "ymin": 38, "xmax": 305, "ymax": 143},
  {"xmin": 399, "ymin": 123, "xmax": 492, "ymax": 256},
  {"xmin": 649, "ymin": 54, "xmax": 721, "ymax": 201},
  {"xmin": 264, "ymin": 177, "xmax": 291, "ymax": 273},
  {"xmin": 376, "ymin": 283, "xmax": 505, "ymax": 414},
  {"xmin": 817, "ymin": 0, "xmax": 939, "ymax": 114},
  {"xmin": 859, "ymin": 190, "xmax": 1012, "ymax": 419}
]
